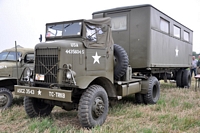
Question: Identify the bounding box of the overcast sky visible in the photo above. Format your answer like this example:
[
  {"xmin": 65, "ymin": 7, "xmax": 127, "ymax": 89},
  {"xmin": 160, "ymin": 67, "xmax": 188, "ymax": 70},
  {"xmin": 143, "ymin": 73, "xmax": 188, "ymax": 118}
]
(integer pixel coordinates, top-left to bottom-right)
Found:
[{"xmin": 0, "ymin": 0, "xmax": 200, "ymax": 52}]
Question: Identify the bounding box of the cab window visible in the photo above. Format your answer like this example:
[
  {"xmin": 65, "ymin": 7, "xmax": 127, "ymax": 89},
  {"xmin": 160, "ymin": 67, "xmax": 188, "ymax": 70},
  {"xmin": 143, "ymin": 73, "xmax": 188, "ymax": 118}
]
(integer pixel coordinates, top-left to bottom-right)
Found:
[{"xmin": 24, "ymin": 53, "xmax": 34, "ymax": 63}]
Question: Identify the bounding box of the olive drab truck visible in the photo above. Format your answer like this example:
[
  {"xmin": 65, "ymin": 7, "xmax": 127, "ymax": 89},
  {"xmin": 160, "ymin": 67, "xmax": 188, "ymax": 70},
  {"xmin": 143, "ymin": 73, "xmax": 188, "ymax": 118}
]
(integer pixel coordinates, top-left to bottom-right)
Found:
[
  {"xmin": 0, "ymin": 47, "xmax": 34, "ymax": 109},
  {"xmin": 14, "ymin": 4, "xmax": 192, "ymax": 128}
]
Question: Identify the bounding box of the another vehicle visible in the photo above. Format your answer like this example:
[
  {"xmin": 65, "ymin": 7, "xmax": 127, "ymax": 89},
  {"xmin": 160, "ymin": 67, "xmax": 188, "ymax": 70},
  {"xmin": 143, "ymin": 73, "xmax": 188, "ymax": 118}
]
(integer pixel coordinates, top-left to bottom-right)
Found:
[
  {"xmin": 14, "ymin": 4, "xmax": 192, "ymax": 128},
  {"xmin": 92, "ymin": 4, "xmax": 193, "ymax": 87},
  {"xmin": 0, "ymin": 47, "xmax": 34, "ymax": 109}
]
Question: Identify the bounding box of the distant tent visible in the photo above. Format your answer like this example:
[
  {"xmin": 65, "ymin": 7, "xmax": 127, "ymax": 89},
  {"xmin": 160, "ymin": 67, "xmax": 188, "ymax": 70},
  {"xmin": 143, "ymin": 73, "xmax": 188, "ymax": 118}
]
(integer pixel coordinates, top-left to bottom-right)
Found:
[{"xmin": 12, "ymin": 45, "xmax": 24, "ymax": 48}]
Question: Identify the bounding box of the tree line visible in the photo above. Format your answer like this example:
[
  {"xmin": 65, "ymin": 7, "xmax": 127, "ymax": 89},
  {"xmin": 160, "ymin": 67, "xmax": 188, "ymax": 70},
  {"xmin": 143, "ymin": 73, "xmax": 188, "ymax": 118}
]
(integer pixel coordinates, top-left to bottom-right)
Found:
[{"xmin": 192, "ymin": 51, "xmax": 200, "ymax": 58}]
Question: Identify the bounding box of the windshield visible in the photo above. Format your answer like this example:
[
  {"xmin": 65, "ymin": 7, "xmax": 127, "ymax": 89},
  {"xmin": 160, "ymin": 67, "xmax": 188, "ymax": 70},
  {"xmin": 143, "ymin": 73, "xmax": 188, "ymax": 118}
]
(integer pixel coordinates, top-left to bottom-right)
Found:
[
  {"xmin": 46, "ymin": 21, "xmax": 82, "ymax": 37},
  {"xmin": 0, "ymin": 51, "xmax": 21, "ymax": 61}
]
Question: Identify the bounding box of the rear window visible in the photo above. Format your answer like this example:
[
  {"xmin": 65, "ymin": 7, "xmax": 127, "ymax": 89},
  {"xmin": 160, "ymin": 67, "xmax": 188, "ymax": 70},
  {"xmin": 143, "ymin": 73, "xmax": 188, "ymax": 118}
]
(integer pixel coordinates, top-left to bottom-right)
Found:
[
  {"xmin": 173, "ymin": 25, "xmax": 181, "ymax": 38},
  {"xmin": 184, "ymin": 31, "xmax": 189, "ymax": 42},
  {"xmin": 160, "ymin": 18, "xmax": 169, "ymax": 34},
  {"xmin": 111, "ymin": 16, "xmax": 127, "ymax": 31}
]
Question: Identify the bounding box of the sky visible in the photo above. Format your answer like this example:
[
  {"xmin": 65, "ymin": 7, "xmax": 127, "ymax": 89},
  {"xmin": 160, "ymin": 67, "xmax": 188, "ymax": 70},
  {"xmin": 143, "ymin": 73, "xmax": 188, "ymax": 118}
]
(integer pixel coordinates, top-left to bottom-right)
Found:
[{"xmin": 0, "ymin": 0, "xmax": 200, "ymax": 52}]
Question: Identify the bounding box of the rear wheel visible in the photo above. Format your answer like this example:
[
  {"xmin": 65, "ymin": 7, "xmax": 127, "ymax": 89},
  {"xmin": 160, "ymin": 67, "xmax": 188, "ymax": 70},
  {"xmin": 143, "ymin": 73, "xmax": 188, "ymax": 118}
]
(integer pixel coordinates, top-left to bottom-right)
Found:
[
  {"xmin": 176, "ymin": 70, "xmax": 183, "ymax": 87},
  {"xmin": 24, "ymin": 97, "xmax": 54, "ymax": 118},
  {"xmin": 78, "ymin": 85, "xmax": 109, "ymax": 128},
  {"xmin": 135, "ymin": 93, "xmax": 144, "ymax": 104},
  {"xmin": 144, "ymin": 76, "xmax": 160, "ymax": 104},
  {"xmin": 182, "ymin": 69, "xmax": 191, "ymax": 88}
]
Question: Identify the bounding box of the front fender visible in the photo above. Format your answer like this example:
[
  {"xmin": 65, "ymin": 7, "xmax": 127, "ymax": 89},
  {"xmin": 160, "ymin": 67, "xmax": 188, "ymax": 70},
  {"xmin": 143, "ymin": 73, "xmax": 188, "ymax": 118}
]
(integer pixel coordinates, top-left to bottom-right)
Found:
[
  {"xmin": 75, "ymin": 76, "xmax": 99, "ymax": 89},
  {"xmin": 0, "ymin": 77, "xmax": 17, "ymax": 91},
  {"xmin": 0, "ymin": 77, "xmax": 17, "ymax": 81}
]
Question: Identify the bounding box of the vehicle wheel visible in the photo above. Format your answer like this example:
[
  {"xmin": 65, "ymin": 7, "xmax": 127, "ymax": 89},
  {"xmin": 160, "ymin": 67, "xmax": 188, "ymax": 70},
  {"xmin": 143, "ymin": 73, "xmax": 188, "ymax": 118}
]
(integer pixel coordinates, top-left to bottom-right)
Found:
[
  {"xmin": 24, "ymin": 97, "xmax": 54, "ymax": 118},
  {"xmin": 176, "ymin": 70, "xmax": 183, "ymax": 87},
  {"xmin": 114, "ymin": 44, "xmax": 129, "ymax": 80},
  {"xmin": 135, "ymin": 93, "xmax": 144, "ymax": 104},
  {"xmin": 0, "ymin": 88, "xmax": 13, "ymax": 109},
  {"xmin": 182, "ymin": 69, "xmax": 191, "ymax": 88},
  {"xmin": 143, "ymin": 76, "xmax": 160, "ymax": 104},
  {"xmin": 78, "ymin": 85, "xmax": 109, "ymax": 128}
]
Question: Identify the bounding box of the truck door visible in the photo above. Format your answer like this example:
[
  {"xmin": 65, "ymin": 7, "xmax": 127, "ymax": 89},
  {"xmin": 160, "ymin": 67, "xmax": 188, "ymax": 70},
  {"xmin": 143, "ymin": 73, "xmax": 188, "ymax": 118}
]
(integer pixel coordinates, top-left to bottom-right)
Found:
[
  {"xmin": 85, "ymin": 23, "xmax": 107, "ymax": 72},
  {"xmin": 13, "ymin": 53, "xmax": 34, "ymax": 78},
  {"xmin": 105, "ymin": 11, "xmax": 130, "ymax": 56}
]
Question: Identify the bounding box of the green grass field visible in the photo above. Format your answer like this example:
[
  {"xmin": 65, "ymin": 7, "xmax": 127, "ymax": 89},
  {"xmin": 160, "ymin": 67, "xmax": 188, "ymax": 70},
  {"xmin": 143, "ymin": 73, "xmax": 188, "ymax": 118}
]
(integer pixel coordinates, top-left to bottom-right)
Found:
[{"xmin": 1, "ymin": 80, "xmax": 200, "ymax": 133}]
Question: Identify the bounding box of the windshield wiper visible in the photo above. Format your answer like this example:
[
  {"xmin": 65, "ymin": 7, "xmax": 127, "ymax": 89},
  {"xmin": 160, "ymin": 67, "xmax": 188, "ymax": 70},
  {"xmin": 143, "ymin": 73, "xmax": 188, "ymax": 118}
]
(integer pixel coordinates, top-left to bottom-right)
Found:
[{"xmin": 64, "ymin": 23, "xmax": 73, "ymax": 29}]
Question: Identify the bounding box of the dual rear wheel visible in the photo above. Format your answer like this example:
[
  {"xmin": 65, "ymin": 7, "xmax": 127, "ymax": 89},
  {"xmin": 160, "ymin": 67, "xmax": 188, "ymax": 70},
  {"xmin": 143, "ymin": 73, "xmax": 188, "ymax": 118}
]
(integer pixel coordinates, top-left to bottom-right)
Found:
[
  {"xmin": 176, "ymin": 69, "xmax": 191, "ymax": 88},
  {"xmin": 135, "ymin": 76, "xmax": 160, "ymax": 104}
]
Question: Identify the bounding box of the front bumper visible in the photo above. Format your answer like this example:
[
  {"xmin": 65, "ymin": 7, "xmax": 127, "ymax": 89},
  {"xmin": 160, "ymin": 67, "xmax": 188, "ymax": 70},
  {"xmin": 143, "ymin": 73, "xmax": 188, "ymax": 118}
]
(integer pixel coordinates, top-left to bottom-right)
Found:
[{"xmin": 14, "ymin": 85, "xmax": 72, "ymax": 102}]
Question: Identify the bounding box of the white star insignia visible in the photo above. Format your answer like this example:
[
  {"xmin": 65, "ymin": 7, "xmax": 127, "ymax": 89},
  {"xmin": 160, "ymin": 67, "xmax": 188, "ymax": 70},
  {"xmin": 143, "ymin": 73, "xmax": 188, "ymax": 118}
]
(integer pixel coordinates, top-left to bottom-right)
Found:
[
  {"xmin": 175, "ymin": 47, "xmax": 179, "ymax": 57},
  {"xmin": 38, "ymin": 89, "xmax": 42, "ymax": 95},
  {"xmin": 92, "ymin": 52, "xmax": 101, "ymax": 64}
]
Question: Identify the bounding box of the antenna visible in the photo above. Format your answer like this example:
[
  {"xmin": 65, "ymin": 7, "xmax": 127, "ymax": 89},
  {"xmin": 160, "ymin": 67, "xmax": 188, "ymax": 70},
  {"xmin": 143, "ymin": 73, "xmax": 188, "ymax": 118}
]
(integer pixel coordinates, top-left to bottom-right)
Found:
[{"xmin": 15, "ymin": 41, "xmax": 19, "ymax": 85}]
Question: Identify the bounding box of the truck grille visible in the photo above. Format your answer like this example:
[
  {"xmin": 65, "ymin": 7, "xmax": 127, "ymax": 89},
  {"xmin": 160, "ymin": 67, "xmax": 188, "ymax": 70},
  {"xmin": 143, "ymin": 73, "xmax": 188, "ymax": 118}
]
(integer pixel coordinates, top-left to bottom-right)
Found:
[{"xmin": 35, "ymin": 48, "xmax": 59, "ymax": 84}]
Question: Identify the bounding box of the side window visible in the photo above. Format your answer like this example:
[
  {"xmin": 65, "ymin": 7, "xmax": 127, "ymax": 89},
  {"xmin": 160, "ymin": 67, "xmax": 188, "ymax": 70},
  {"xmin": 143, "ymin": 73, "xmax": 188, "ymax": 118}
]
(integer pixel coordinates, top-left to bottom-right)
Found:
[
  {"xmin": 86, "ymin": 24, "xmax": 104, "ymax": 42},
  {"xmin": 173, "ymin": 25, "xmax": 181, "ymax": 38},
  {"xmin": 184, "ymin": 31, "xmax": 190, "ymax": 42},
  {"xmin": 24, "ymin": 53, "xmax": 34, "ymax": 63},
  {"xmin": 160, "ymin": 18, "xmax": 169, "ymax": 34},
  {"xmin": 86, "ymin": 25, "xmax": 97, "ymax": 42}
]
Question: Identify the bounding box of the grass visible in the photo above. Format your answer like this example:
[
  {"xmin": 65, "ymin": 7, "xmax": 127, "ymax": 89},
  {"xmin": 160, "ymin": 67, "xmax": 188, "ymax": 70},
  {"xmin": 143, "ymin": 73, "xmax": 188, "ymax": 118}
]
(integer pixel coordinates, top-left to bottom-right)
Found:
[{"xmin": 1, "ymin": 79, "xmax": 200, "ymax": 133}]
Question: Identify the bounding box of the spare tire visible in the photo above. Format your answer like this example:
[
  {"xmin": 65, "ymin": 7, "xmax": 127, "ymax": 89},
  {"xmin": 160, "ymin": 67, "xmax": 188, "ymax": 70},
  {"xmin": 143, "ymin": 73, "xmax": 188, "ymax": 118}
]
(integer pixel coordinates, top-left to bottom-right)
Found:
[{"xmin": 114, "ymin": 44, "xmax": 129, "ymax": 80}]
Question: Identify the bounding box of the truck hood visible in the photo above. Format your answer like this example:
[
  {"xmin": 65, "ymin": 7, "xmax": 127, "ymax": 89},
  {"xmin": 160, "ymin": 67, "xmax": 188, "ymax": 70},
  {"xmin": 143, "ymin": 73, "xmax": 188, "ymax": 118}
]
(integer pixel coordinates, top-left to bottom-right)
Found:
[
  {"xmin": 35, "ymin": 40, "xmax": 85, "ymax": 49},
  {"xmin": 0, "ymin": 61, "xmax": 17, "ymax": 69}
]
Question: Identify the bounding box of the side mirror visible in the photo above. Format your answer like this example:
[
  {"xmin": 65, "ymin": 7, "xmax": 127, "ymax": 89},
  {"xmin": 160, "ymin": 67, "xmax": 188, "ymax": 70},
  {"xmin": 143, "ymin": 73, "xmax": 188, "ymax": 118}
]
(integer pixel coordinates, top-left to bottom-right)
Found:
[
  {"xmin": 18, "ymin": 57, "xmax": 22, "ymax": 62},
  {"xmin": 101, "ymin": 24, "xmax": 108, "ymax": 32},
  {"xmin": 39, "ymin": 34, "xmax": 42, "ymax": 42}
]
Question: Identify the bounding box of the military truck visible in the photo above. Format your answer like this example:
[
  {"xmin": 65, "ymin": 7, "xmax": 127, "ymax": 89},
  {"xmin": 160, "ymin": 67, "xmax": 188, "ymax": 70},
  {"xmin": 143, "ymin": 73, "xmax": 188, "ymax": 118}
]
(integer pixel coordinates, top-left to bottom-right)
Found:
[
  {"xmin": 0, "ymin": 47, "xmax": 34, "ymax": 109},
  {"xmin": 14, "ymin": 4, "xmax": 192, "ymax": 128}
]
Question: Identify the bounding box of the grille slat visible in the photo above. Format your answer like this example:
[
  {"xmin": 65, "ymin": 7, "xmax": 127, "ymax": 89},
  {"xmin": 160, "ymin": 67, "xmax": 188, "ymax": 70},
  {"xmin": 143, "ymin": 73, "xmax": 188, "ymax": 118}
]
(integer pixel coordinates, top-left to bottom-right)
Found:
[{"xmin": 35, "ymin": 48, "xmax": 59, "ymax": 84}]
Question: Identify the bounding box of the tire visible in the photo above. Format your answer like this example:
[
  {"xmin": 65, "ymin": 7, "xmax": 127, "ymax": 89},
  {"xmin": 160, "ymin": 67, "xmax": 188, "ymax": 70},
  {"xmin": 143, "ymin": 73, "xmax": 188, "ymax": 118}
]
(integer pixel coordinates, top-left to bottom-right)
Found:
[
  {"xmin": 78, "ymin": 85, "xmax": 109, "ymax": 128},
  {"xmin": 114, "ymin": 44, "xmax": 129, "ymax": 80},
  {"xmin": 24, "ymin": 97, "xmax": 54, "ymax": 118},
  {"xmin": 144, "ymin": 76, "xmax": 160, "ymax": 104},
  {"xmin": 176, "ymin": 70, "xmax": 183, "ymax": 87},
  {"xmin": 135, "ymin": 93, "xmax": 144, "ymax": 104},
  {"xmin": 0, "ymin": 88, "xmax": 13, "ymax": 109},
  {"xmin": 182, "ymin": 69, "xmax": 191, "ymax": 88}
]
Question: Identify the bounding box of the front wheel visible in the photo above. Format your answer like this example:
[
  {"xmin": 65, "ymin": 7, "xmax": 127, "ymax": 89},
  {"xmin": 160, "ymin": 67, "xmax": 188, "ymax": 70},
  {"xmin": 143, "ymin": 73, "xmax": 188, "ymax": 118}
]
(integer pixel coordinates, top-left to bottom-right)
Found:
[
  {"xmin": 0, "ymin": 88, "xmax": 13, "ymax": 109},
  {"xmin": 144, "ymin": 76, "xmax": 160, "ymax": 104},
  {"xmin": 78, "ymin": 85, "xmax": 109, "ymax": 128},
  {"xmin": 24, "ymin": 97, "xmax": 54, "ymax": 118}
]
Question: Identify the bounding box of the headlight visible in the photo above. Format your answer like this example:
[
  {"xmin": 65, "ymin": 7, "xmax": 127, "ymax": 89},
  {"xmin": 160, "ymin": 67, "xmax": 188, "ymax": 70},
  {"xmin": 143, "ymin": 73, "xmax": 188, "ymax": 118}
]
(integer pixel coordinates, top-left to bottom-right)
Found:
[
  {"xmin": 66, "ymin": 71, "xmax": 72, "ymax": 79},
  {"xmin": 0, "ymin": 66, "xmax": 6, "ymax": 69},
  {"xmin": 26, "ymin": 69, "xmax": 32, "ymax": 77}
]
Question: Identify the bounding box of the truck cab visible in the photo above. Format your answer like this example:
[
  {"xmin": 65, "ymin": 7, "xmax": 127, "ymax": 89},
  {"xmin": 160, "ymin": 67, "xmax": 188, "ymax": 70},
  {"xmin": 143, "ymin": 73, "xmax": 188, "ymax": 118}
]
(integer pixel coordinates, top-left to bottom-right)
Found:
[
  {"xmin": 34, "ymin": 18, "xmax": 114, "ymax": 87},
  {"xmin": 0, "ymin": 47, "xmax": 34, "ymax": 109}
]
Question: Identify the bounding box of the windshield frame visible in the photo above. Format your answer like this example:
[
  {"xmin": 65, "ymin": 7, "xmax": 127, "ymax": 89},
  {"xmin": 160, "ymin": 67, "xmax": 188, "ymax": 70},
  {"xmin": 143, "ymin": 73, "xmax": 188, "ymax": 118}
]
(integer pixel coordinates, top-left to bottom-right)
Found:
[
  {"xmin": 45, "ymin": 19, "xmax": 83, "ymax": 39},
  {"xmin": 0, "ymin": 51, "xmax": 22, "ymax": 62}
]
